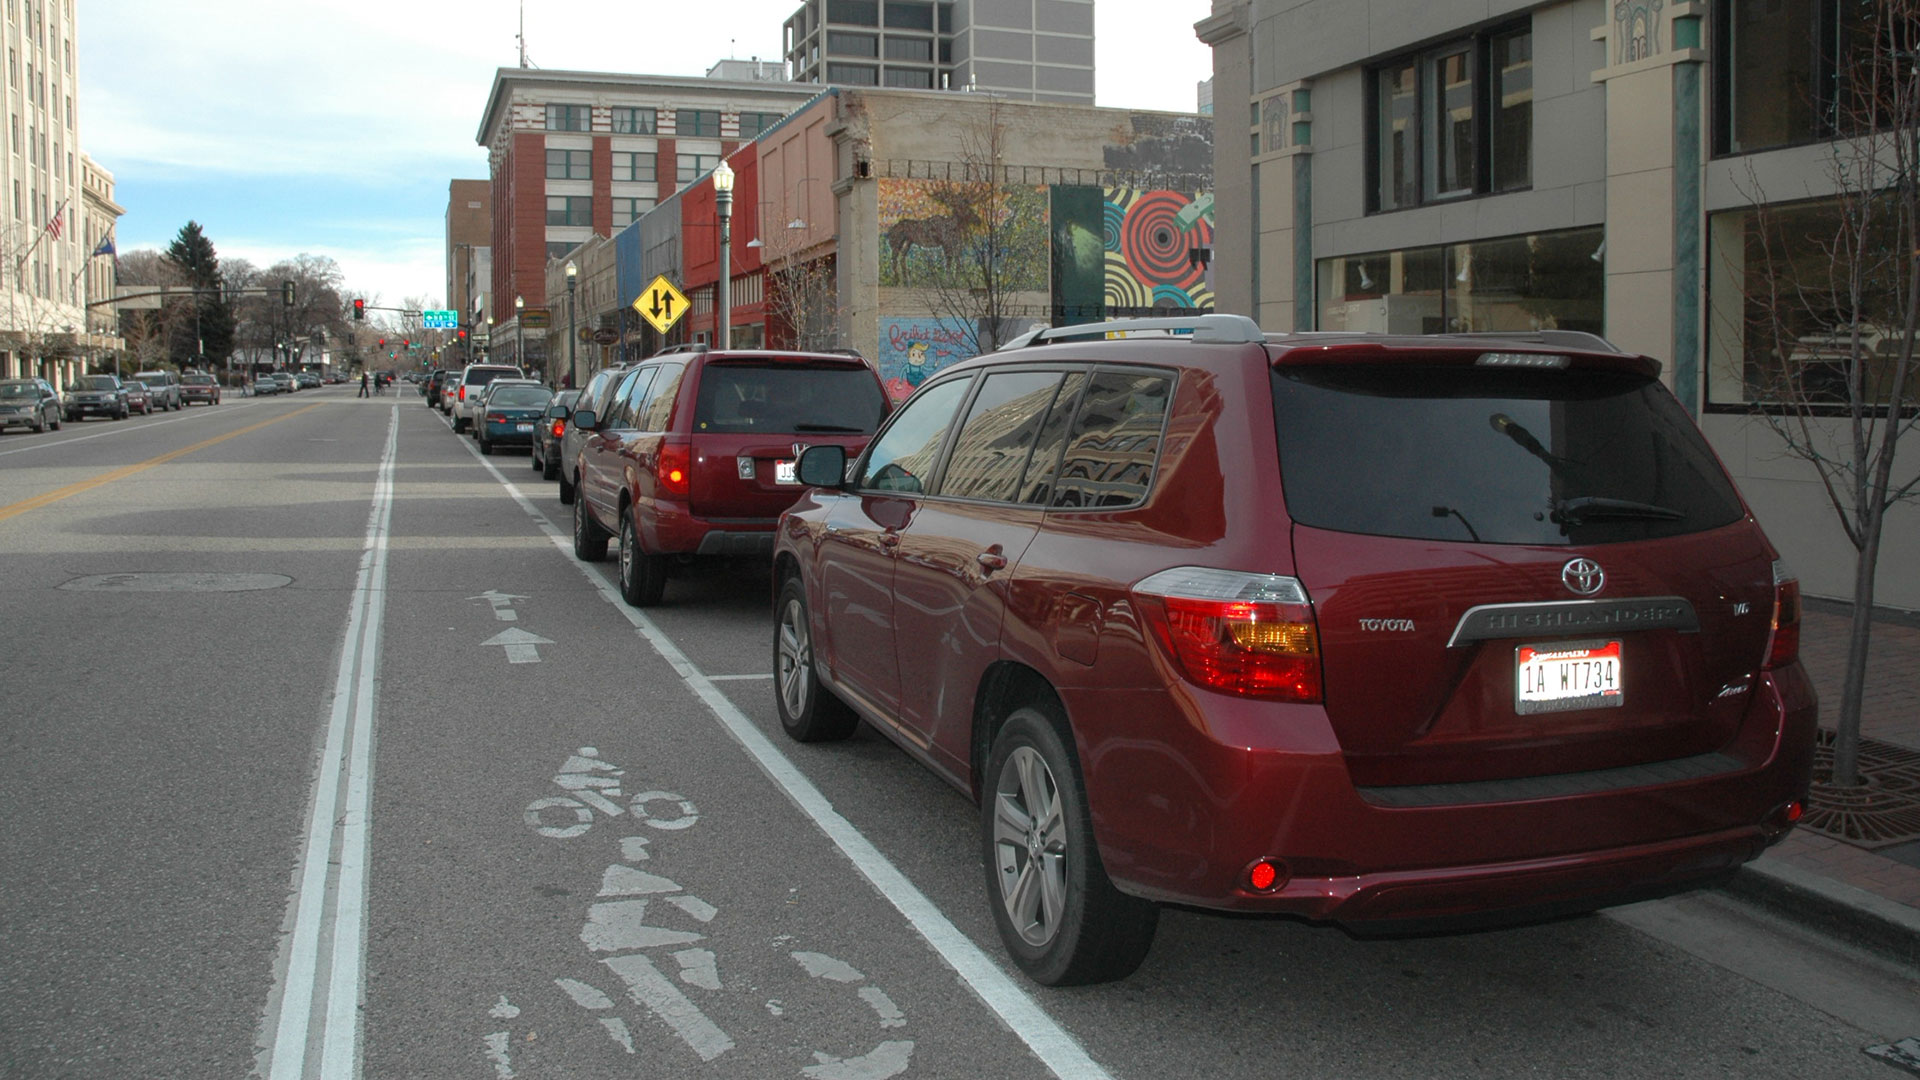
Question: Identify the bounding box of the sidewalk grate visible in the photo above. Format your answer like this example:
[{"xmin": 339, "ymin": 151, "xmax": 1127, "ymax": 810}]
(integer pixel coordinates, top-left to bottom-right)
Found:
[{"xmin": 1803, "ymin": 729, "xmax": 1920, "ymax": 848}]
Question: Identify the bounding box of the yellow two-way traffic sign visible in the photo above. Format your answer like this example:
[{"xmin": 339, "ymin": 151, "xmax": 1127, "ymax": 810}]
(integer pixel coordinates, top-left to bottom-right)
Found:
[{"xmin": 634, "ymin": 275, "xmax": 689, "ymax": 335}]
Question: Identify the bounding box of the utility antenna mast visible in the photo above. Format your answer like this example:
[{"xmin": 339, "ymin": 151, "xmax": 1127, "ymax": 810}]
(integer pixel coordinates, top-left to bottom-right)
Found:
[{"xmin": 517, "ymin": 0, "xmax": 528, "ymax": 67}]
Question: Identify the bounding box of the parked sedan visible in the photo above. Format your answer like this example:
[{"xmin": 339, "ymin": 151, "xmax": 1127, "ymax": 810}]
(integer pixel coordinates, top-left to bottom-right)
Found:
[
  {"xmin": 252, "ymin": 375, "xmax": 281, "ymax": 396},
  {"xmin": 64, "ymin": 374, "xmax": 129, "ymax": 421},
  {"xmin": 530, "ymin": 389, "xmax": 579, "ymax": 480},
  {"xmin": 475, "ymin": 383, "xmax": 554, "ymax": 455},
  {"xmin": 180, "ymin": 373, "xmax": 221, "ymax": 405},
  {"xmin": 0, "ymin": 377, "xmax": 61, "ymax": 432},
  {"xmin": 121, "ymin": 379, "xmax": 153, "ymax": 415}
]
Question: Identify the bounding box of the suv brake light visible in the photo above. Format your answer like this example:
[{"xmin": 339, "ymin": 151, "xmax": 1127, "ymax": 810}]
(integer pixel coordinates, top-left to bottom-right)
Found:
[
  {"xmin": 1765, "ymin": 559, "xmax": 1800, "ymax": 669},
  {"xmin": 657, "ymin": 438, "xmax": 691, "ymax": 498},
  {"xmin": 552, "ymin": 418, "xmax": 566, "ymax": 438},
  {"xmin": 1134, "ymin": 567, "xmax": 1323, "ymax": 702},
  {"xmin": 458, "ymin": 386, "xmax": 467, "ymax": 402}
]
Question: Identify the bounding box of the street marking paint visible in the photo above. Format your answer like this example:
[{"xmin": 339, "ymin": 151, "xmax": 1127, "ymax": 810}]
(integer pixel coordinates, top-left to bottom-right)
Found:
[
  {"xmin": 674, "ymin": 948, "xmax": 721, "ymax": 990},
  {"xmin": 0, "ymin": 403, "xmax": 324, "ymax": 523},
  {"xmin": 555, "ymin": 979, "xmax": 614, "ymax": 1011},
  {"xmin": 860, "ymin": 987, "xmax": 907, "ymax": 1029},
  {"xmin": 0, "ymin": 399, "xmax": 264, "ymax": 459},
  {"xmin": 255, "ymin": 405, "xmax": 399, "ymax": 1080},
  {"xmin": 706, "ymin": 673, "xmax": 775, "ymax": 681},
  {"xmin": 481, "ymin": 626, "xmax": 552, "ymax": 663},
  {"xmin": 469, "ymin": 589, "xmax": 529, "ymax": 621},
  {"xmin": 602, "ymin": 953, "xmax": 736, "ymax": 1062},
  {"xmin": 489, "ymin": 997, "xmax": 521, "ymax": 1020},
  {"xmin": 804, "ymin": 1040, "xmax": 915, "ymax": 1080},
  {"xmin": 469, "ymin": 434, "xmax": 1112, "ymax": 1080},
  {"xmin": 480, "ymin": 1032, "xmax": 515, "ymax": 1079}
]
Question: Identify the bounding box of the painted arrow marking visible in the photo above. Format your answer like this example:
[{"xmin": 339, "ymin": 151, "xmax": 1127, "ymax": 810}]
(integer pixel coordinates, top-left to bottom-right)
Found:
[
  {"xmin": 483, "ymin": 627, "xmax": 553, "ymax": 663},
  {"xmin": 469, "ymin": 589, "xmax": 530, "ymax": 621}
]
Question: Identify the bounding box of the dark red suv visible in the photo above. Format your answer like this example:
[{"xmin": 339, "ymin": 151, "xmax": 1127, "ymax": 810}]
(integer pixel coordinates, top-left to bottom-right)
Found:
[
  {"xmin": 570, "ymin": 346, "xmax": 889, "ymax": 606},
  {"xmin": 772, "ymin": 315, "xmax": 1817, "ymax": 985}
]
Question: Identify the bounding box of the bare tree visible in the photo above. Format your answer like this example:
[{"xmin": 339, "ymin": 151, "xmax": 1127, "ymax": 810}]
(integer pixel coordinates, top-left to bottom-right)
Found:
[
  {"xmin": 760, "ymin": 219, "xmax": 844, "ymax": 352},
  {"xmin": 891, "ymin": 96, "xmax": 1049, "ymax": 358},
  {"xmin": 1730, "ymin": 0, "xmax": 1920, "ymax": 787}
]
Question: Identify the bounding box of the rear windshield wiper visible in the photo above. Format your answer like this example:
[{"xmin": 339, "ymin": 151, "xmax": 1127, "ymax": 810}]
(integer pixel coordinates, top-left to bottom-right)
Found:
[
  {"xmin": 1551, "ymin": 496, "xmax": 1685, "ymax": 525},
  {"xmin": 791, "ymin": 423, "xmax": 868, "ymax": 433}
]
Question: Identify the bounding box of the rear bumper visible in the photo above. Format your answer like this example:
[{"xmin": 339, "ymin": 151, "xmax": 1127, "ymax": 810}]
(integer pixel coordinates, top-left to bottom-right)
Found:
[
  {"xmin": 1076, "ymin": 663, "xmax": 1818, "ymax": 925},
  {"xmin": 639, "ymin": 499, "xmax": 779, "ymax": 557}
]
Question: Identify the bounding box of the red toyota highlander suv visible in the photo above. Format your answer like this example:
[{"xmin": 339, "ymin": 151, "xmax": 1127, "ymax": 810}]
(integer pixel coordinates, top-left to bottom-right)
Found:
[
  {"xmin": 772, "ymin": 314, "xmax": 1817, "ymax": 985},
  {"xmin": 570, "ymin": 346, "xmax": 889, "ymax": 606}
]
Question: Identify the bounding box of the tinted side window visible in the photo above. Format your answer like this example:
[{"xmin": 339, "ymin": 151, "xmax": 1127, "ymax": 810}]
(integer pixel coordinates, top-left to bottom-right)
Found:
[
  {"xmin": 1051, "ymin": 370, "xmax": 1174, "ymax": 509},
  {"xmin": 639, "ymin": 363, "xmax": 687, "ymax": 432},
  {"xmin": 586, "ymin": 370, "xmax": 622, "ymax": 417},
  {"xmin": 618, "ymin": 369, "xmax": 659, "ymax": 429},
  {"xmin": 1018, "ymin": 371, "xmax": 1088, "ymax": 505},
  {"xmin": 605, "ymin": 371, "xmax": 645, "ymax": 429},
  {"xmin": 857, "ymin": 378, "xmax": 972, "ymax": 494},
  {"xmin": 937, "ymin": 371, "xmax": 1064, "ymax": 502}
]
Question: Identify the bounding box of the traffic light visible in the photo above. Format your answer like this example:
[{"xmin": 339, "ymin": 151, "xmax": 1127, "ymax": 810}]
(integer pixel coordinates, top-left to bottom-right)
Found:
[
  {"xmin": 281, "ymin": 280, "xmax": 296, "ymax": 307},
  {"xmin": 352, "ymin": 298, "xmax": 365, "ymax": 321},
  {"xmin": 378, "ymin": 338, "xmax": 386, "ymax": 347},
  {"xmin": 403, "ymin": 339, "xmax": 410, "ymax": 349},
  {"xmin": 458, "ymin": 329, "xmax": 467, "ymax": 340}
]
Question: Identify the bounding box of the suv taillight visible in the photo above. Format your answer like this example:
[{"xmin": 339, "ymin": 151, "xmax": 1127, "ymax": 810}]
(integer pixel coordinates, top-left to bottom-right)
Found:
[
  {"xmin": 657, "ymin": 438, "xmax": 691, "ymax": 498},
  {"xmin": 1133, "ymin": 567, "xmax": 1323, "ymax": 702},
  {"xmin": 459, "ymin": 386, "xmax": 467, "ymax": 401},
  {"xmin": 552, "ymin": 419, "xmax": 566, "ymax": 438},
  {"xmin": 1765, "ymin": 559, "xmax": 1800, "ymax": 669}
]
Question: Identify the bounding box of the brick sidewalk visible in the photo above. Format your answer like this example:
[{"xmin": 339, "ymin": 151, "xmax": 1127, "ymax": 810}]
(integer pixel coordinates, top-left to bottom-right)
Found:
[{"xmin": 1761, "ymin": 605, "xmax": 1920, "ymax": 908}]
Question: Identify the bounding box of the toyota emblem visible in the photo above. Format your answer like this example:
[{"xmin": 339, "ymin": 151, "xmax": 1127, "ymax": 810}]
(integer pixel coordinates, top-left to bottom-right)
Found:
[{"xmin": 1561, "ymin": 558, "xmax": 1605, "ymax": 596}]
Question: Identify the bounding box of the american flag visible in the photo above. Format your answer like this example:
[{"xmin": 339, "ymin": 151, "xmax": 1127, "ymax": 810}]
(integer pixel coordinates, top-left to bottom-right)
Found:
[{"xmin": 45, "ymin": 205, "xmax": 61, "ymax": 240}]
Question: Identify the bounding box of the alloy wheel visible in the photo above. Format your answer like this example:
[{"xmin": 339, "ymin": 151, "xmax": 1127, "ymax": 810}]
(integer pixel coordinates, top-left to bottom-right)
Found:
[
  {"xmin": 991, "ymin": 746, "xmax": 1068, "ymax": 948},
  {"xmin": 776, "ymin": 597, "xmax": 812, "ymax": 718}
]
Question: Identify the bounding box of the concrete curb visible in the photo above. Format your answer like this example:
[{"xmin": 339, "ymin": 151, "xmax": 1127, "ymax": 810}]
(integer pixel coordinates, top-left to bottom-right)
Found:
[{"xmin": 1720, "ymin": 855, "xmax": 1920, "ymax": 967}]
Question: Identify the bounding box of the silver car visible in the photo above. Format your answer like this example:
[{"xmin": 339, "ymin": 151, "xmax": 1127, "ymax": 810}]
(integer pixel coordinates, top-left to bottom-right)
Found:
[
  {"xmin": 0, "ymin": 378, "xmax": 61, "ymax": 432},
  {"xmin": 450, "ymin": 364, "xmax": 526, "ymax": 433}
]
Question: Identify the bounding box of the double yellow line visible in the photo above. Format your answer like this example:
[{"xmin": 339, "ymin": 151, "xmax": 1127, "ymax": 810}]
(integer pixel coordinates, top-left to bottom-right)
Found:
[{"xmin": 0, "ymin": 402, "xmax": 325, "ymax": 524}]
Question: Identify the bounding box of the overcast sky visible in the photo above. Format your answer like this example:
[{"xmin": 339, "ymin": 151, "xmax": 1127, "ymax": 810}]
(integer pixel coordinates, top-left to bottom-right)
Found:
[{"xmin": 79, "ymin": 1, "xmax": 1215, "ymax": 309}]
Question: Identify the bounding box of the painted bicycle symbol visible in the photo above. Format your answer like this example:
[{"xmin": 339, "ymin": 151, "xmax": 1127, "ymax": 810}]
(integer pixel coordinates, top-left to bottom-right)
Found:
[{"xmin": 522, "ymin": 746, "xmax": 699, "ymax": 838}]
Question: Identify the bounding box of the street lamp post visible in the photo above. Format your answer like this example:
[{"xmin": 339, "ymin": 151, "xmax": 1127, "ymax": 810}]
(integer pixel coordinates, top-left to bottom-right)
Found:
[
  {"xmin": 713, "ymin": 160, "xmax": 734, "ymax": 349},
  {"xmin": 514, "ymin": 294, "xmax": 524, "ymax": 373},
  {"xmin": 565, "ymin": 259, "xmax": 578, "ymax": 389}
]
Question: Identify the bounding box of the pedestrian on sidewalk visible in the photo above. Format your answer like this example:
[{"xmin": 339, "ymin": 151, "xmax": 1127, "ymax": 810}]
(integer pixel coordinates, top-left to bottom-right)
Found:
[{"xmin": 357, "ymin": 371, "xmax": 370, "ymax": 398}]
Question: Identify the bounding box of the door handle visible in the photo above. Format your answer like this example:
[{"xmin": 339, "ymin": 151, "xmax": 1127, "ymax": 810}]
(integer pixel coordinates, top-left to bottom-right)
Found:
[{"xmin": 976, "ymin": 551, "xmax": 1007, "ymax": 571}]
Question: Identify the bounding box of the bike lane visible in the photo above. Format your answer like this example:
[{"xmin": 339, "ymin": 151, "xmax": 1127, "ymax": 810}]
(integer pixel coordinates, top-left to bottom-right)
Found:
[{"xmin": 358, "ymin": 406, "xmax": 1063, "ymax": 1080}]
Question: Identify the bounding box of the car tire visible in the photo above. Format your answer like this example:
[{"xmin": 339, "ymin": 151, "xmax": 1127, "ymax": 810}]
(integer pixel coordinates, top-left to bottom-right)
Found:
[
  {"xmin": 542, "ymin": 449, "xmax": 559, "ymax": 481},
  {"xmin": 773, "ymin": 576, "xmax": 860, "ymax": 742},
  {"xmin": 618, "ymin": 508, "xmax": 668, "ymax": 608},
  {"xmin": 558, "ymin": 467, "xmax": 576, "ymax": 505},
  {"xmin": 982, "ymin": 704, "xmax": 1159, "ymax": 986},
  {"xmin": 529, "ymin": 444, "xmax": 543, "ymax": 472},
  {"xmin": 48, "ymin": 411, "xmax": 59, "ymax": 430},
  {"xmin": 31, "ymin": 413, "xmax": 45, "ymax": 432},
  {"xmin": 479, "ymin": 433, "xmax": 493, "ymax": 455},
  {"xmin": 452, "ymin": 416, "xmax": 467, "ymax": 433},
  {"xmin": 572, "ymin": 490, "xmax": 608, "ymax": 561}
]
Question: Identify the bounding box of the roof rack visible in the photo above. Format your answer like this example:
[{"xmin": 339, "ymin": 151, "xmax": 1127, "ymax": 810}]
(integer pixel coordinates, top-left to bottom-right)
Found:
[
  {"xmin": 651, "ymin": 343, "xmax": 710, "ymax": 356},
  {"xmin": 1000, "ymin": 313, "xmax": 1265, "ymax": 350}
]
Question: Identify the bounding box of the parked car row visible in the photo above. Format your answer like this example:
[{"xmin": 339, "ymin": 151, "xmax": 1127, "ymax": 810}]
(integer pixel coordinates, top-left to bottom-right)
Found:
[
  {"xmin": 0, "ymin": 370, "xmax": 222, "ymax": 434},
  {"xmin": 251, "ymin": 371, "xmax": 321, "ymax": 395},
  {"xmin": 464, "ymin": 320, "xmax": 1819, "ymax": 987}
]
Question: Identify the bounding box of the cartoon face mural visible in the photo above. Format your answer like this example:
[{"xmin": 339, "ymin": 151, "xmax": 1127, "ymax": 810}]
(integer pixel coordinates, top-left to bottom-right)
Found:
[
  {"xmin": 877, "ymin": 179, "xmax": 1049, "ymax": 291},
  {"xmin": 875, "ymin": 315, "xmax": 1040, "ymax": 401}
]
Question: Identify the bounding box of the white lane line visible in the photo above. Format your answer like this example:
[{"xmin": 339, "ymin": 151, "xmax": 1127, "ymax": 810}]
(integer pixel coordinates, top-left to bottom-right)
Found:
[
  {"xmin": 259, "ymin": 405, "xmax": 400, "ymax": 1080},
  {"xmin": 706, "ymin": 673, "xmax": 774, "ymax": 681},
  {"xmin": 0, "ymin": 400, "xmax": 267, "ymax": 458},
  {"xmin": 460, "ymin": 437, "xmax": 1114, "ymax": 1080}
]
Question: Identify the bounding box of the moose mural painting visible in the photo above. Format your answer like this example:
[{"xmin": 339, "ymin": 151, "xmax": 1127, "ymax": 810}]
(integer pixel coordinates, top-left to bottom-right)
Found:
[{"xmin": 876, "ymin": 179, "xmax": 1049, "ymax": 290}]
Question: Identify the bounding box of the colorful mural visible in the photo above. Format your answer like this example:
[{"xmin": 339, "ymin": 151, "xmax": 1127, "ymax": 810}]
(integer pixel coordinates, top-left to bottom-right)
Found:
[
  {"xmin": 876, "ymin": 315, "xmax": 1040, "ymax": 401},
  {"xmin": 1103, "ymin": 188, "xmax": 1215, "ymax": 310},
  {"xmin": 876, "ymin": 179, "xmax": 1049, "ymax": 291}
]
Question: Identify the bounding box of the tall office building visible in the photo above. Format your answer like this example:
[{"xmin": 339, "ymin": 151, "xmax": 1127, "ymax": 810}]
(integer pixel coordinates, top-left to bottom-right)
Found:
[
  {"xmin": 783, "ymin": 0, "xmax": 1093, "ymax": 103},
  {"xmin": 0, "ymin": 0, "xmax": 88, "ymax": 383}
]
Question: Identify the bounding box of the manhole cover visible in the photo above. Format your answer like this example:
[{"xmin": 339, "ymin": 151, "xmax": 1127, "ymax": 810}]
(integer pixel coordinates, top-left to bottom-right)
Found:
[
  {"xmin": 60, "ymin": 572, "xmax": 293, "ymax": 592},
  {"xmin": 1802, "ymin": 729, "xmax": 1920, "ymax": 848}
]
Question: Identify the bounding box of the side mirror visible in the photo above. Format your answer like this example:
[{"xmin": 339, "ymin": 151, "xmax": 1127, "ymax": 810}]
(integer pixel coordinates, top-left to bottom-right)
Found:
[
  {"xmin": 548, "ymin": 402, "xmax": 572, "ymax": 419},
  {"xmin": 572, "ymin": 408, "xmax": 598, "ymax": 432},
  {"xmin": 798, "ymin": 444, "xmax": 848, "ymax": 488}
]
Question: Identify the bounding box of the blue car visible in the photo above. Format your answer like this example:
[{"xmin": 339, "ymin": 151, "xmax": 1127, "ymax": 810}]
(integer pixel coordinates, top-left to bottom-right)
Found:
[{"xmin": 476, "ymin": 383, "xmax": 554, "ymax": 455}]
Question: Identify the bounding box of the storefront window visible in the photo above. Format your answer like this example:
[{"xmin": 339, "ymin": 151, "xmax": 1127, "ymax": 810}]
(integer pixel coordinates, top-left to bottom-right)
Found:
[
  {"xmin": 1707, "ymin": 196, "xmax": 1911, "ymax": 406},
  {"xmin": 1316, "ymin": 226, "xmax": 1603, "ymax": 336}
]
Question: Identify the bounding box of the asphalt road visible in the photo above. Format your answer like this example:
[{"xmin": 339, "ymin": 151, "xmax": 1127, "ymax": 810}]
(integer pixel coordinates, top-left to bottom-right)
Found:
[{"xmin": 1, "ymin": 387, "xmax": 1915, "ymax": 1080}]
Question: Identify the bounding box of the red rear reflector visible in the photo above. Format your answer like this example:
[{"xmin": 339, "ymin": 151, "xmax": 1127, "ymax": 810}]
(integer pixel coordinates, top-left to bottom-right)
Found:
[
  {"xmin": 1247, "ymin": 860, "xmax": 1286, "ymax": 892},
  {"xmin": 1785, "ymin": 800, "xmax": 1804, "ymax": 823},
  {"xmin": 1765, "ymin": 560, "xmax": 1800, "ymax": 669},
  {"xmin": 486, "ymin": 413, "xmax": 505, "ymax": 423},
  {"xmin": 1134, "ymin": 567, "xmax": 1322, "ymax": 702}
]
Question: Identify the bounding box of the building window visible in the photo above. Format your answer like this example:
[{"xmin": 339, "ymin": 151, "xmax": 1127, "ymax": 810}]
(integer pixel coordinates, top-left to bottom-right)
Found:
[
  {"xmin": 884, "ymin": 1, "xmax": 932, "ymax": 30},
  {"xmin": 546, "ymin": 242, "xmax": 576, "ymax": 261},
  {"xmin": 676, "ymin": 152, "xmax": 719, "ymax": 183},
  {"xmin": 737, "ymin": 112, "xmax": 786, "ymax": 138},
  {"xmin": 827, "ymin": 30, "xmax": 877, "ymax": 56},
  {"xmin": 884, "ymin": 68, "xmax": 933, "ymax": 89},
  {"xmin": 545, "ymin": 148, "xmax": 591, "ymax": 179},
  {"xmin": 546, "ymin": 195, "xmax": 591, "ymax": 227},
  {"xmin": 612, "ymin": 150, "xmax": 656, "ymax": 181},
  {"xmin": 828, "ymin": 0, "xmax": 878, "ymax": 24},
  {"xmin": 884, "ymin": 35, "xmax": 932, "ymax": 62},
  {"xmin": 611, "ymin": 106, "xmax": 656, "ymax": 134},
  {"xmin": 1713, "ymin": 0, "xmax": 1889, "ymax": 155},
  {"xmin": 1707, "ymin": 196, "xmax": 1911, "ymax": 406},
  {"xmin": 1315, "ymin": 225, "xmax": 1603, "ymax": 336},
  {"xmin": 1369, "ymin": 23, "xmax": 1532, "ymax": 212},
  {"xmin": 612, "ymin": 197, "xmax": 655, "ymax": 227},
  {"xmin": 676, "ymin": 109, "xmax": 721, "ymax": 137},
  {"xmin": 828, "ymin": 62, "xmax": 879, "ymax": 85},
  {"xmin": 545, "ymin": 103, "xmax": 590, "ymax": 131}
]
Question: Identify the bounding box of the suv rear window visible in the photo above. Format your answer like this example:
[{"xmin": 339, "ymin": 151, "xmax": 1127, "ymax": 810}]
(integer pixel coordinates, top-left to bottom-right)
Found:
[
  {"xmin": 182, "ymin": 375, "xmax": 214, "ymax": 385},
  {"xmin": 693, "ymin": 363, "xmax": 885, "ymax": 434},
  {"xmin": 464, "ymin": 367, "xmax": 520, "ymax": 386},
  {"xmin": 1271, "ymin": 364, "xmax": 1746, "ymax": 545},
  {"xmin": 78, "ymin": 376, "xmax": 118, "ymax": 390}
]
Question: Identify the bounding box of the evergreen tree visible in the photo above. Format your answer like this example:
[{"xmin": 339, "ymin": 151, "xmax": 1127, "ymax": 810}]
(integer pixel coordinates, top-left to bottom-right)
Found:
[{"xmin": 164, "ymin": 221, "xmax": 236, "ymax": 366}]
